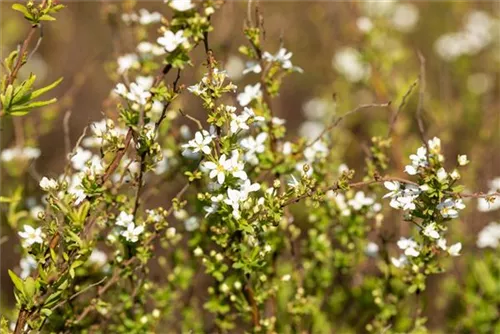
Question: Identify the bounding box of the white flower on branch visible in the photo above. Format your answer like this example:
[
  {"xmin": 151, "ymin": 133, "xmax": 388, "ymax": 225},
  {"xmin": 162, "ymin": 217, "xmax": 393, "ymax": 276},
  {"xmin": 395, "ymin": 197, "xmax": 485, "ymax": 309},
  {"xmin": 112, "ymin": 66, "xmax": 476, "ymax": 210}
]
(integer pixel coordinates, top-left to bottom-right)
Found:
[
  {"xmin": 39, "ymin": 177, "xmax": 58, "ymax": 191},
  {"xmin": 168, "ymin": 0, "xmax": 195, "ymax": 12},
  {"xmin": 18, "ymin": 225, "xmax": 44, "ymax": 246},
  {"xmin": 120, "ymin": 223, "xmax": 144, "ymax": 243},
  {"xmin": 157, "ymin": 30, "xmax": 187, "ymax": 52},
  {"xmin": 237, "ymin": 83, "xmax": 262, "ymax": 107}
]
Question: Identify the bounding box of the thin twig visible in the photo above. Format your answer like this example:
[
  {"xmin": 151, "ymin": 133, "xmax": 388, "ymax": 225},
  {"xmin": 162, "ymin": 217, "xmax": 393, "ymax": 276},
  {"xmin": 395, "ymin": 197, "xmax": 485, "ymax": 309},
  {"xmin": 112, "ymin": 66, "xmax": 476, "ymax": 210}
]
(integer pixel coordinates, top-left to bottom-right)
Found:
[
  {"xmin": 416, "ymin": 51, "xmax": 427, "ymax": 146},
  {"xmin": 63, "ymin": 110, "xmax": 72, "ymax": 157},
  {"xmin": 308, "ymin": 102, "xmax": 391, "ymax": 148},
  {"xmin": 387, "ymin": 79, "xmax": 418, "ymax": 137}
]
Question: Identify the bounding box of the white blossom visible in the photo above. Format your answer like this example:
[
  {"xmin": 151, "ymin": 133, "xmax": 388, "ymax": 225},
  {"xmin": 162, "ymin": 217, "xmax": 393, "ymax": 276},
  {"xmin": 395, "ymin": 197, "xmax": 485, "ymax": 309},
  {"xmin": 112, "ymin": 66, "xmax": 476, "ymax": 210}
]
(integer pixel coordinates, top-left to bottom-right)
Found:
[
  {"xmin": 168, "ymin": 0, "xmax": 194, "ymax": 12},
  {"xmin": 457, "ymin": 155, "xmax": 469, "ymax": 166},
  {"xmin": 120, "ymin": 223, "xmax": 144, "ymax": 243},
  {"xmin": 116, "ymin": 211, "xmax": 134, "ymax": 227},
  {"xmin": 157, "ymin": 30, "xmax": 187, "ymax": 52},
  {"xmin": 448, "ymin": 242, "xmax": 462, "ymax": 256},
  {"xmin": 391, "ymin": 255, "xmax": 408, "ymax": 268},
  {"xmin": 391, "ymin": 3, "xmax": 419, "ymax": 33},
  {"xmin": 365, "ymin": 242, "xmax": 379, "ymax": 257},
  {"xmin": 240, "ymin": 132, "xmax": 268, "ymax": 165},
  {"xmin": 19, "ymin": 255, "xmax": 37, "ymax": 279},
  {"xmin": 437, "ymin": 198, "xmax": 465, "ymax": 219},
  {"xmin": 40, "ymin": 177, "xmax": 58, "ymax": 191},
  {"xmin": 422, "ymin": 222, "xmax": 440, "ymax": 239},
  {"xmin": 477, "ymin": 222, "xmax": 500, "ymax": 248},
  {"xmin": 237, "ymin": 83, "xmax": 262, "ymax": 107},
  {"xmin": 117, "ymin": 53, "xmax": 139, "ymax": 74},
  {"xmin": 18, "ymin": 225, "xmax": 44, "ymax": 246},
  {"xmin": 182, "ymin": 131, "xmax": 213, "ymax": 155},
  {"xmin": 203, "ymin": 154, "xmax": 232, "ymax": 184},
  {"xmin": 397, "ymin": 237, "xmax": 420, "ymax": 257},
  {"xmin": 1, "ymin": 146, "xmax": 40, "ymax": 162},
  {"xmin": 333, "ymin": 47, "xmax": 371, "ymax": 82},
  {"xmin": 71, "ymin": 147, "xmax": 93, "ymax": 171},
  {"xmin": 348, "ymin": 191, "xmax": 375, "ymax": 210}
]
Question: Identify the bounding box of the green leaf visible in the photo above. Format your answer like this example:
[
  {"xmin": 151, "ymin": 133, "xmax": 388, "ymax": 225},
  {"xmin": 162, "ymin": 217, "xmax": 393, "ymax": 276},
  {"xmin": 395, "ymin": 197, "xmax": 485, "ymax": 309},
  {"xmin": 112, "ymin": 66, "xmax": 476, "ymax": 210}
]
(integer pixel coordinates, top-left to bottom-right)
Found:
[
  {"xmin": 24, "ymin": 277, "xmax": 36, "ymax": 299},
  {"xmin": 30, "ymin": 77, "xmax": 63, "ymax": 100},
  {"xmin": 11, "ymin": 4, "xmax": 32, "ymax": 19},
  {"xmin": 8, "ymin": 270, "xmax": 25, "ymax": 294},
  {"xmin": 9, "ymin": 98, "xmax": 57, "ymax": 115},
  {"xmin": 39, "ymin": 14, "xmax": 56, "ymax": 21},
  {"xmin": 0, "ymin": 196, "xmax": 15, "ymax": 203}
]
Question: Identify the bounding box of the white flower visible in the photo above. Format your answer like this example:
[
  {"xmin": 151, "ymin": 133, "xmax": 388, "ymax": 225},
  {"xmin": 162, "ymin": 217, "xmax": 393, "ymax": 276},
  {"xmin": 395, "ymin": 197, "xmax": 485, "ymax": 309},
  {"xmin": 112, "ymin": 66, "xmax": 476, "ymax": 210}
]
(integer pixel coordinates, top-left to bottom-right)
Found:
[
  {"xmin": 239, "ymin": 179, "xmax": 260, "ymax": 199},
  {"xmin": 168, "ymin": 0, "xmax": 194, "ymax": 11},
  {"xmin": 224, "ymin": 55, "xmax": 245, "ymax": 80},
  {"xmin": 137, "ymin": 41, "xmax": 165, "ymax": 56},
  {"xmin": 187, "ymin": 83, "xmax": 207, "ymax": 96},
  {"xmin": 383, "ymin": 181, "xmax": 400, "ymax": 198},
  {"xmin": 356, "ymin": 17, "xmax": 373, "ymax": 33},
  {"xmin": 120, "ymin": 223, "xmax": 144, "ymax": 243},
  {"xmin": 71, "ymin": 147, "xmax": 92, "ymax": 171},
  {"xmin": 117, "ymin": 54, "xmax": 139, "ymax": 74},
  {"xmin": 228, "ymin": 150, "xmax": 248, "ymax": 181},
  {"xmin": 157, "ymin": 30, "xmax": 187, "ymax": 52},
  {"xmin": 224, "ymin": 188, "xmax": 244, "ymax": 218},
  {"xmin": 182, "ymin": 131, "xmax": 212, "ymax": 155},
  {"xmin": 448, "ymin": 242, "xmax": 462, "ymax": 256},
  {"xmin": 365, "ymin": 242, "xmax": 379, "ymax": 257},
  {"xmin": 1, "ymin": 146, "xmax": 41, "ymax": 162},
  {"xmin": 457, "ymin": 155, "xmax": 469, "ymax": 166},
  {"xmin": 422, "ymin": 223, "xmax": 440, "ymax": 239},
  {"xmin": 18, "ymin": 225, "xmax": 44, "ymax": 246},
  {"xmin": 477, "ymin": 194, "xmax": 500, "ymax": 212},
  {"xmin": 138, "ymin": 9, "xmax": 162, "ymax": 25},
  {"xmin": 39, "ymin": 177, "xmax": 58, "ymax": 191},
  {"xmin": 116, "ymin": 211, "xmax": 134, "ymax": 227},
  {"xmin": 20, "ymin": 255, "xmax": 37, "ymax": 279},
  {"xmin": 436, "ymin": 167, "xmax": 448, "ymax": 182},
  {"xmin": 287, "ymin": 175, "xmax": 300, "ymax": 189},
  {"xmin": 405, "ymin": 146, "xmax": 427, "ymax": 175},
  {"xmin": 203, "ymin": 154, "xmax": 231, "ymax": 184},
  {"xmin": 240, "ymin": 132, "xmax": 268, "ymax": 165},
  {"xmin": 332, "ymin": 47, "xmax": 371, "ymax": 82},
  {"xmin": 397, "ymin": 237, "xmax": 420, "ymax": 257},
  {"xmin": 477, "ymin": 222, "xmax": 500, "ymax": 248},
  {"xmin": 437, "ymin": 198, "xmax": 465, "ymax": 219},
  {"xmin": 391, "ymin": 255, "xmax": 408, "ymax": 268},
  {"xmin": 243, "ymin": 61, "xmax": 262, "ymax": 74},
  {"xmin": 428, "ymin": 137, "xmax": 441, "ymax": 154},
  {"xmin": 237, "ymin": 83, "xmax": 262, "ymax": 107},
  {"xmin": 391, "ymin": 3, "xmax": 419, "ymax": 33},
  {"xmin": 89, "ymin": 249, "xmax": 108, "ymax": 267},
  {"xmin": 437, "ymin": 238, "xmax": 447, "ymax": 250},
  {"xmin": 184, "ymin": 217, "xmax": 199, "ymax": 231},
  {"xmin": 262, "ymin": 47, "xmax": 302, "ymax": 72},
  {"xmin": 348, "ymin": 191, "xmax": 375, "ymax": 210},
  {"xmin": 230, "ymin": 112, "xmax": 251, "ymax": 134}
]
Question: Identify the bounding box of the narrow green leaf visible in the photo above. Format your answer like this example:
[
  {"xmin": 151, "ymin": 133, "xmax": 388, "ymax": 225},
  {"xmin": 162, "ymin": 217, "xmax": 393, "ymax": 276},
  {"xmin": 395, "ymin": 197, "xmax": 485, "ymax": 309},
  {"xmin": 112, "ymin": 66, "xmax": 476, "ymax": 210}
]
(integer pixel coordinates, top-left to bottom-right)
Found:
[
  {"xmin": 8, "ymin": 270, "xmax": 25, "ymax": 294},
  {"xmin": 9, "ymin": 98, "xmax": 57, "ymax": 115},
  {"xmin": 30, "ymin": 77, "xmax": 63, "ymax": 100}
]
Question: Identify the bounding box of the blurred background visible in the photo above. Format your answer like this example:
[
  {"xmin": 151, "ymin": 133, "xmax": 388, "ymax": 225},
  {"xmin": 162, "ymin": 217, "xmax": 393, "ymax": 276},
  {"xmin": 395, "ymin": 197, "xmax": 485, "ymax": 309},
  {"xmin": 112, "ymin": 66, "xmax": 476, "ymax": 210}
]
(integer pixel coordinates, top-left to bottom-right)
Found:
[{"xmin": 1, "ymin": 0, "xmax": 499, "ymax": 331}]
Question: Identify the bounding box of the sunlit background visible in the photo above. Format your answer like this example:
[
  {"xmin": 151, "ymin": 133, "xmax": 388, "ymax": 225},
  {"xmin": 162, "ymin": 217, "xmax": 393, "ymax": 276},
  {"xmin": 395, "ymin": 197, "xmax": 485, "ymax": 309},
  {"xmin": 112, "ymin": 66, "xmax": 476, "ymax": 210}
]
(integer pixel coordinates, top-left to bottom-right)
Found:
[{"xmin": 1, "ymin": 1, "xmax": 499, "ymax": 331}]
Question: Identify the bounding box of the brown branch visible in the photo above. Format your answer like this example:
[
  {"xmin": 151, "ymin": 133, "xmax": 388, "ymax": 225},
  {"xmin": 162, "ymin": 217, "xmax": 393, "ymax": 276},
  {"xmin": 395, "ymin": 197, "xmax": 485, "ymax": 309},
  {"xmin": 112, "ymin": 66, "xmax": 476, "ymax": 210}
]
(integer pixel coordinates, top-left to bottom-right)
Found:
[{"xmin": 101, "ymin": 128, "xmax": 133, "ymax": 184}]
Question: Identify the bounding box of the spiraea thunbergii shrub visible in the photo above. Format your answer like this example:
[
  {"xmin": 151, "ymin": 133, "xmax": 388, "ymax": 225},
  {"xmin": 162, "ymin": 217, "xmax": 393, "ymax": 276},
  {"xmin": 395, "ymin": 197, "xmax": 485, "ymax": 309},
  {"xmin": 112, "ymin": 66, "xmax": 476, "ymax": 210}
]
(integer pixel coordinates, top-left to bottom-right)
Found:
[{"xmin": 1, "ymin": 1, "xmax": 500, "ymax": 333}]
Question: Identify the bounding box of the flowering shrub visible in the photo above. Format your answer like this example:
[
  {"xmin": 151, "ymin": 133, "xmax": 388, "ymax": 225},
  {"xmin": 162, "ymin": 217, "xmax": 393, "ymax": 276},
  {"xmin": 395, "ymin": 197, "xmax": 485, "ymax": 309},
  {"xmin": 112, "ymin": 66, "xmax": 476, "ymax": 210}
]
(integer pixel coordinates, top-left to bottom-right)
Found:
[{"xmin": 1, "ymin": 1, "xmax": 500, "ymax": 333}]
